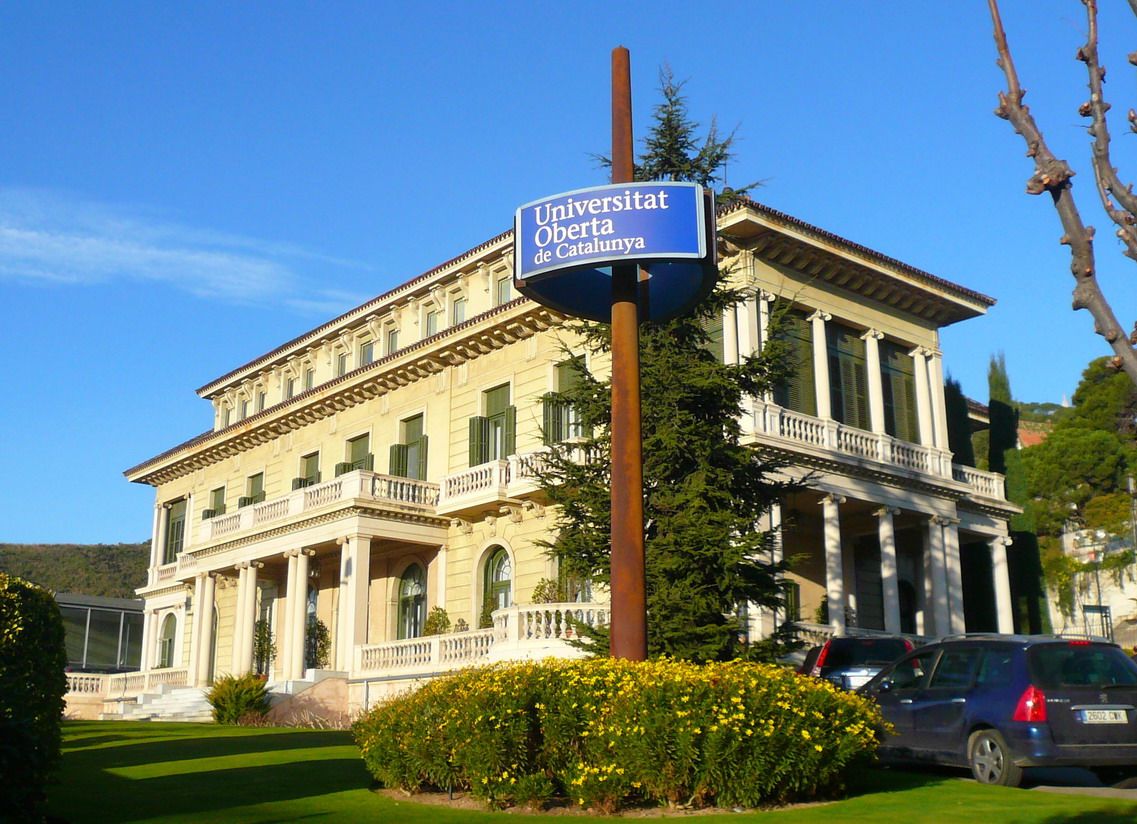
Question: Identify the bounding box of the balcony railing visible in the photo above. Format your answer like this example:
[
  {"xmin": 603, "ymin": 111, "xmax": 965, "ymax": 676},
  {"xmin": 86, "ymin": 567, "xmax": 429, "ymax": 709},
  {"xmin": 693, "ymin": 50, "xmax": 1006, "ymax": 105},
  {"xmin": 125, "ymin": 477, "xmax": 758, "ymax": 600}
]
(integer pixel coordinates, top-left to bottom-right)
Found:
[
  {"xmin": 67, "ymin": 667, "xmax": 190, "ymax": 699},
  {"xmin": 746, "ymin": 399, "xmax": 1006, "ymax": 501},
  {"xmin": 436, "ymin": 450, "xmax": 554, "ymax": 514},
  {"xmin": 199, "ymin": 470, "xmax": 439, "ymax": 543}
]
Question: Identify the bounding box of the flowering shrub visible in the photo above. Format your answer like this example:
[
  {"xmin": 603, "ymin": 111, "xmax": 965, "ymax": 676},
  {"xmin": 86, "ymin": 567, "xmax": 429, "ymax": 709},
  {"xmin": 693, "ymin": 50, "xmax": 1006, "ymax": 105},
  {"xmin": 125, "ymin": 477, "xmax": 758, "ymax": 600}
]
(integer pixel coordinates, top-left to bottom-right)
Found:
[{"xmin": 352, "ymin": 658, "xmax": 883, "ymax": 812}]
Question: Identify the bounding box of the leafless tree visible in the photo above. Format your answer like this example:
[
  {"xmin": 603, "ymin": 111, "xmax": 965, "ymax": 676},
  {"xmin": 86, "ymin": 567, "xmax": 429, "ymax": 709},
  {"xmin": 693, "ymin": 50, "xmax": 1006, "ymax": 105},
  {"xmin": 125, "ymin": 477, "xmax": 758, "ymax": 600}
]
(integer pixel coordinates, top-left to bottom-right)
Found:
[{"xmin": 989, "ymin": 0, "xmax": 1137, "ymax": 385}]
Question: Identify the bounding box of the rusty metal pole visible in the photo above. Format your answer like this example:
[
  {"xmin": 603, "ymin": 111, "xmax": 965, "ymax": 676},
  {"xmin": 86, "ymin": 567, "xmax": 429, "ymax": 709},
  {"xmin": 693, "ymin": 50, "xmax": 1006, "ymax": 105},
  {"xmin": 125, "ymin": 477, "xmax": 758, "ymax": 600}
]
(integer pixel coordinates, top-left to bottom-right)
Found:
[{"xmin": 608, "ymin": 46, "xmax": 647, "ymax": 660}]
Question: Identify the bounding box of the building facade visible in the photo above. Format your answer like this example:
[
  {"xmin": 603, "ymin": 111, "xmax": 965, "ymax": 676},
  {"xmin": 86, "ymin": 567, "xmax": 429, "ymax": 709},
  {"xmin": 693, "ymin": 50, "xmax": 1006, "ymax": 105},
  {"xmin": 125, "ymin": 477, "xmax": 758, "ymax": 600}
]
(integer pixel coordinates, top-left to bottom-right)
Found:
[{"xmin": 69, "ymin": 199, "xmax": 1019, "ymax": 715}]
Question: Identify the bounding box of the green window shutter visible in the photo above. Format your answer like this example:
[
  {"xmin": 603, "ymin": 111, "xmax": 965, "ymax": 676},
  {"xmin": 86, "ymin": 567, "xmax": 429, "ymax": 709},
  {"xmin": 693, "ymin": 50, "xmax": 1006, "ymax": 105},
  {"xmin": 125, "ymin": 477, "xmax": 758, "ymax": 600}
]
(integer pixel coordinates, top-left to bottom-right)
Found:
[
  {"xmin": 503, "ymin": 405, "xmax": 516, "ymax": 456},
  {"xmin": 485, "ymin": 384, "xmax": 510, "ymax": 417},
  {"xmin": 389, "ymin": 443, "xmax": 409, "ymax": 477},
  {"xmin": 469, "ymin": 416, "xmax": 489, "ymax": 466},
  {"xmin": 542, "ymin": 392, "xmax": 562, "ymax": 445},
  {"xmin": 416, "ymin": 434, "xmax": 429, "ymax": 480},
  {"xmin": 701, "ymin": 313, "xmax": 725, "ymax": 362},
  {"xmin": 778, "ymin": 312, "xmax": 817, "ymax": 415}
]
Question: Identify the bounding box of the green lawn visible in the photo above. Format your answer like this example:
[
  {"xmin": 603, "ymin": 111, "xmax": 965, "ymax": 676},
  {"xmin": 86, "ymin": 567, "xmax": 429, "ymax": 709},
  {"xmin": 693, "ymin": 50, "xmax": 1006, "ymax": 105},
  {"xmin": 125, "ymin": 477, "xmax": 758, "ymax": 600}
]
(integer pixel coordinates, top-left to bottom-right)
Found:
[{"xmin": 48, "ymin": 721, "xmax": 1137, "ymax": 822}]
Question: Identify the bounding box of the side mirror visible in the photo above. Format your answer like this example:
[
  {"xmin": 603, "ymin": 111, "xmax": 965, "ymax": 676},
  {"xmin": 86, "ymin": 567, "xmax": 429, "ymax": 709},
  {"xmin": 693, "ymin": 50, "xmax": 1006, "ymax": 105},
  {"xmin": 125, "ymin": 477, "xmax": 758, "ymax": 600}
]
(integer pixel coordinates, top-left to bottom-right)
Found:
[{"xmin": 876, "ymin": 679, "xmax": 894, "ymax": 693}]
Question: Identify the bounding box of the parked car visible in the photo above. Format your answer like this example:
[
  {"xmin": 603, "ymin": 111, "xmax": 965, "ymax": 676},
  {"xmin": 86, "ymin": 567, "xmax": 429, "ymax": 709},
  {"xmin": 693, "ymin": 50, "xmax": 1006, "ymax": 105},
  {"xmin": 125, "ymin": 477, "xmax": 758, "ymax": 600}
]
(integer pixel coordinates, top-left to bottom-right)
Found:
[
  {"xmin": 858, "ymin": 635, "xmax": 1137, "ymax": 787},
  {"xmin": 798, "ymin": 635, "xmax": 914, "ymax": 690}
]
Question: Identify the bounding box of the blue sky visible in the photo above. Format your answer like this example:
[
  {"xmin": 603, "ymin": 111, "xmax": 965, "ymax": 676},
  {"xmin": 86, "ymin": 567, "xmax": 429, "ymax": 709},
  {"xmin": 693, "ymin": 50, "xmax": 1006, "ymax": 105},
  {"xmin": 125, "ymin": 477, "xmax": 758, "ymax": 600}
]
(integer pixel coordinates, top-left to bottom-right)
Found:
[{"xmin": 3, "ymin": 1, "xmax": 1136, "ymax": 544}]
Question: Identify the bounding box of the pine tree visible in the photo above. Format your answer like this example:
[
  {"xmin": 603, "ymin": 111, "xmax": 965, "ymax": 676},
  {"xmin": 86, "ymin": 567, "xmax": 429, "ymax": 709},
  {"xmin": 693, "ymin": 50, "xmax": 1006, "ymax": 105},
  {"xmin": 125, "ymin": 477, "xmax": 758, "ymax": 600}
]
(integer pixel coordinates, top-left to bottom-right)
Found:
[{"xmin": 538, "ymin": 69, "xmax": 792, "ymax": 662}]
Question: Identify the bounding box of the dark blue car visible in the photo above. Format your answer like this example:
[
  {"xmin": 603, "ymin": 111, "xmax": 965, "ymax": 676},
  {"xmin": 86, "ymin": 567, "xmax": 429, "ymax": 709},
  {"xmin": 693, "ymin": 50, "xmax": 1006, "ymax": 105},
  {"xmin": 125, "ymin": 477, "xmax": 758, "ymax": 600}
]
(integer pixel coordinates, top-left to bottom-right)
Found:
[{"xmin": 858, "ymin": 635, "xmax": 1137, "ymax": 787}]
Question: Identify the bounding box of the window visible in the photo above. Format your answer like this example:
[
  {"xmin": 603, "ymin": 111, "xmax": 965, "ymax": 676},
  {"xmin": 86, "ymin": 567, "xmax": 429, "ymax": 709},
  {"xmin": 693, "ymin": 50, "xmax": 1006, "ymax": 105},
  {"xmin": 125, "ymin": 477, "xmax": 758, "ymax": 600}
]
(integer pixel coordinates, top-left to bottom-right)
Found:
[
  {"xmin": 238, "ymin": 473, "xmax": 264, "ymax": 507},
  {"xmin": 772, "ymin": 309, "xmax": 817, "ymax": 415},
  {"xmin": 494, "ymin": 274, "xmax": 512, "ymax": 306},
  {"xmin": 360, "ymin": 340, "xmax": 375, "ymax": 366},
  {"xmin": 469, "ymin": 384, "xmax": 515, "ymax": 465},
  {"xmin": 255, "ymin": 390, "xmax": 266, "ymax": 413},
  {"xmin": 304, "ymin": 368, "xmax": 315, "ymax": 391},
  {"xmin": 294, "ymin": 452, "xmax": 320, "ymax": 489},
  {"xmin": 929, "ymin": 648, "xmax": 982, "ymax": 689},
  {"xmin": 827, "ymin": 322, "xmax": 869, "ymax": 429},
  {"xmin": 397, "ymin": 564, "xmax": 426, "ymax": 639},
  {"xmin": 337, "ymin": 433, "xmax": 372, "ymax": 475},
  {"xmin": 544, "ymin": 358, "xmax": 585, "ymax": 444},
  {"xmin": 203, "ymin": 486, "xmax": 225, "ymax": 520},
  {"xmin": 238, "ymin": 399, "xmax": 249, "ymax": 420},
  {"xmin": 425, "ymin": 309, "xmax": 440, "ymax": 337},
  {"xmin": 390, "ymin": 414, "xmax": 428, "ymax": 480},
  {"xmin": 162, "ymin": 500, "xmax": 186, "ymax": 564},
  {"xmin": 887, "ymin": 653, "xmax": 927, "ymax": 690},
  {"xmin": 976, "ymin": 648, "xmax": 1015, "ymax": 687},
  {"xmin": 881, "ymin": 340, "xmax": 919, "ymax": 442},
  {"xmin": 484, "ymin": 547, "xmax": 512, "ymax": 614},
  {"xmin": 335, "ymin": 352, "xmax": 349, "ymax": 377},
  {"xmin": 386, "ymin": 328, "xmax": 399, "ymax": 355},
  {"xmin": 285, "ymin": 377, "xmax": 297, "ymax": 400},
  {"xmin": 451, "ymin": 296, "xmax": 467, "ymax": 325},
  {"xmin": 220, "ymin": 406, "xmax": 231, "ymax": 428},
  {"xmin": 157, "ymin": 613, "xmax": 176, "ymax": 669},
  {"xmin": 784, "ymin": 581, "xmax": 801, "ymax": 622}
]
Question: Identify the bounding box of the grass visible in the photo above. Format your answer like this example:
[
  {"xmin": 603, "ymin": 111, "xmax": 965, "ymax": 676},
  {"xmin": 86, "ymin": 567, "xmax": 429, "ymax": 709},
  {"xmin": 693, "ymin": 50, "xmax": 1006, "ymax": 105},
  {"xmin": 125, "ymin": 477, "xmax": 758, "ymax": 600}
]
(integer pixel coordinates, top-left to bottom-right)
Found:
[{"xmin": 47, "ymin": 721, "xmax": 1137, "ymax": 822}]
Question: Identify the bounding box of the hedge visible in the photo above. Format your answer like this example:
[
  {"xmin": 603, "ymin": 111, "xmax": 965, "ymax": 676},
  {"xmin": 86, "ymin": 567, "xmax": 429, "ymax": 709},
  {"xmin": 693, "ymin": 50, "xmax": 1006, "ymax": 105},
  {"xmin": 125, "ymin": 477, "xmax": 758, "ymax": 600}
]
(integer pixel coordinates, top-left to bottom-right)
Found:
[
  {"xmin": 353, "ymin": 658, "xmax": 884, "ymax": 812},
  {"xmin": 0, "ymin": 573, "xmax": 68, "ymax": 821}
]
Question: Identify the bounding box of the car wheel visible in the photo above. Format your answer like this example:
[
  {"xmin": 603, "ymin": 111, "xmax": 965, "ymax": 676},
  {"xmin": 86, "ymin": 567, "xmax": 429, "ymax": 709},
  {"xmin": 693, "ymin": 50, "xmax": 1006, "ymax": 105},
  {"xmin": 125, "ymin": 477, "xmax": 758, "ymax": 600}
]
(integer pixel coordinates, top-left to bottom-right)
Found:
[{"xmin": 968, "ymin": 729, "xmax": 1023, "ymax": 787}]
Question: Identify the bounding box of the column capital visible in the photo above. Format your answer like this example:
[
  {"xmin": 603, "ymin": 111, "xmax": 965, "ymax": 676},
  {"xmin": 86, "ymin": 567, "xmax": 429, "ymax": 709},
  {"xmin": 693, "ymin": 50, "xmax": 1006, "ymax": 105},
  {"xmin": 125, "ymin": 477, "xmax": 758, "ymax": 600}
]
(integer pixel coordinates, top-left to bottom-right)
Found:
[
  {"xmin": 758, "ymin": 289, "xmax": 777, "ymax": 304},
  {"xmin": 931, "ymin": 515, "xmax": 960, "ymax": 527},
  {"xmin": 908, "ymin": 345, "xmax": 932, "ymax": 359},
  {"xmin": 989, "ymin": 535, "xmax": 1013, "ymax": 548},
  {"xmin": 874, "ymin": 506, "xmax": 900, "ymax": 518},
  {"xmin": 820, "ymin": 493, "xmax": 846, "ymax": 506},
  {"xmin": 860, "ymin": 328, "xmax": 884, "ymax": 342},
  {"xmin": 807, "ymin": 309, "xmax": 832, "ymax": 324}
]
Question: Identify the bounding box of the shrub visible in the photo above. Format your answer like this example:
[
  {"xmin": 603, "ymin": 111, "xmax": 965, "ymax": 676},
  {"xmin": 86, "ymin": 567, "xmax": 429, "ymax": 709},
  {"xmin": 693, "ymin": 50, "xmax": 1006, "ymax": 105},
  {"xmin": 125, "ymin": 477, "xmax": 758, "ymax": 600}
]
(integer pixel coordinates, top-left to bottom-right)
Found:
[
  {"xmin": 0, "ymin": 573, "xmax": 68, "ymax": 821},
  {"xmin": 253, "ymin": 619, "xmax": 276, "ymax": 676},
  {"xmin": 207, "ymin": 673, "xmax": 270, "ymax": 724},
  {"xmin": 305, "ymin": 617, "xmax": 331, "ymax": 669},
  {"xmin": 422, "ymin": 606, "xmax": 451, "ymax": 636},
  {"xmin": 352, "ymin": 658, "xmax": 883, "ymax": 812}
]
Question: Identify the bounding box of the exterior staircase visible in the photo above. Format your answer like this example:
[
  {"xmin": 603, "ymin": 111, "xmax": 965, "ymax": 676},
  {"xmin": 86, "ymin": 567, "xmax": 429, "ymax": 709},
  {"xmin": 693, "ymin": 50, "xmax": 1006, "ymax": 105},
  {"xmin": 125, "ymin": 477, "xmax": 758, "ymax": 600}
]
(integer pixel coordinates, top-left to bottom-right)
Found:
[{"xmin": 102, "ymin": 685, "xmax": 213, "ymax": 722}]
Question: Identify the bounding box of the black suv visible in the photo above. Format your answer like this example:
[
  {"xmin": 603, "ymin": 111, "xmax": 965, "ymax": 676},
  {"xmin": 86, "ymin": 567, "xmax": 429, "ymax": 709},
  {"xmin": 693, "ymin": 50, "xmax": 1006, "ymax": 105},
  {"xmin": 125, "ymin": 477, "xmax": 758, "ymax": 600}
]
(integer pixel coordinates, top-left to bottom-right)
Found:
[
  {"xmin": 859, "ymin": 635, "xmax": 1137, "ymax": 786},
  {"xmin": 798, "ymin": 635, "xmax": 914, "ymax": 690}
]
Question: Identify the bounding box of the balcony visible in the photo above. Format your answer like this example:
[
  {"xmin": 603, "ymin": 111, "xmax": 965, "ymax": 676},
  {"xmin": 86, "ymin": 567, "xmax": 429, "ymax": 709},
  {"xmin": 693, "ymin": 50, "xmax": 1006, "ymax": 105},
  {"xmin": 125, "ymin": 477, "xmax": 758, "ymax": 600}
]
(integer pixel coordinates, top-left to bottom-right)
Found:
[
  {"xmin": 198, "ymin": 469, "xmax": 439, "ymax": 544},
  {"xmin": 436, "ymin": 450, "xmax": 551, "ymax": 516},
  {"xmin": 745, "ymin": 398, "xmax": 1007, "ymax": 502}
]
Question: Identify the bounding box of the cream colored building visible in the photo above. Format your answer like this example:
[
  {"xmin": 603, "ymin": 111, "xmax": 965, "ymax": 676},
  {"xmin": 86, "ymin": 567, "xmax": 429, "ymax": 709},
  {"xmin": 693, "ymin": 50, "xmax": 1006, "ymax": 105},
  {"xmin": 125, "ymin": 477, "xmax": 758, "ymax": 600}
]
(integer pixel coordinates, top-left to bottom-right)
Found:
[{"xmin": 66, "ymin": 198, "xmax": 1019, "ymax": 719}]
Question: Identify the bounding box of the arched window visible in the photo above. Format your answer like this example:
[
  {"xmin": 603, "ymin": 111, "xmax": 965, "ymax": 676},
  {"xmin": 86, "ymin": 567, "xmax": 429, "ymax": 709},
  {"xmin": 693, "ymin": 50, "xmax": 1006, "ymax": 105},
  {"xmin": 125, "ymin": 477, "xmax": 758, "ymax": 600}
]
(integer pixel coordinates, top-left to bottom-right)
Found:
[
  {"xmin": 397, "ymin": 564, "xmax": 426, "ymax": 640},
  {"xmin": 157, "ymin": 613, "xmax": 176, "ymax": 669},
  {"xmin": 484, "ymin": 547, "xmax": 512, "ymax": 612}
]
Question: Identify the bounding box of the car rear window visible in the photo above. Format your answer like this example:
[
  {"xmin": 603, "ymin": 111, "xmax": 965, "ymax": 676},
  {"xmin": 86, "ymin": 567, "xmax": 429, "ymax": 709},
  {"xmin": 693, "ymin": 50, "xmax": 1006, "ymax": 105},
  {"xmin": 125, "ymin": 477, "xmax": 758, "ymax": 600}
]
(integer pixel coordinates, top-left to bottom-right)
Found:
[
  {"xmin": 824, "ymin": 638, "xmax": 909, "ymax": 668},
  {"xmin": 1028, "ymin": 643, "xmax": 1137, "ymax": 688}
]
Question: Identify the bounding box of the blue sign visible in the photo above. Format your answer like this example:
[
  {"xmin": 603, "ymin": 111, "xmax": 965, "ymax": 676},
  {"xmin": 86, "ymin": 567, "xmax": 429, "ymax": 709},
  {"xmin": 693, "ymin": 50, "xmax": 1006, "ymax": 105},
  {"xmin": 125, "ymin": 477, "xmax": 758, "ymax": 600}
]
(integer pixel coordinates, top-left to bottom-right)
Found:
[{"xmin": 513, "ymin": 182, "xmax": 716, "ymax": 323}]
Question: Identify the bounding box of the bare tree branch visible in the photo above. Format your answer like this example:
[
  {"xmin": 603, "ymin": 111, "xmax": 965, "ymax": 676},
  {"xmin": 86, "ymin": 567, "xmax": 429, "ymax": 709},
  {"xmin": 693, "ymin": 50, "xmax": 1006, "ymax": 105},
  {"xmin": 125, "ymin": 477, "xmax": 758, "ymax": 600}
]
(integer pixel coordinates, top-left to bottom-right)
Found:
[{"xmin": 988, "ymin": 0, "xmax": 1137, "ymax": 383}]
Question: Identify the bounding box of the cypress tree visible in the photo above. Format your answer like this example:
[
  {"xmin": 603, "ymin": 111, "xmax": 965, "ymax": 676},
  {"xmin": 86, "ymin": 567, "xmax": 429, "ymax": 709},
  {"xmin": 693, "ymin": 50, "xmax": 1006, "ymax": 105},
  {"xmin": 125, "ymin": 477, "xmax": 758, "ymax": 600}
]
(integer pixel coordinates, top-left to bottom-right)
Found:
[{"xmin": 538, "ymin": 69, "xmax": 792, "ymax": 662}]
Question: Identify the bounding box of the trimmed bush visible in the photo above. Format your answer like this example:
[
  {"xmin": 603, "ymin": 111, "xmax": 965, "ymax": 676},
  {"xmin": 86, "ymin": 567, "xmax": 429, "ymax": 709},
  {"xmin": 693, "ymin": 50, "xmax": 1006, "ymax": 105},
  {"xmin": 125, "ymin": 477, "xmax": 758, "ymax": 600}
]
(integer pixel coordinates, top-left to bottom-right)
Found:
[
  {"xmin": 0, "ymin": 573, "xmax": 68, "ymax": 821},
  {"xmin": 206, "ymin": 673, "xmax": 270, "ymax": 725},
  {"xmin": 352, "ymin": 658, "xmax": 884, "ymax": 812}
]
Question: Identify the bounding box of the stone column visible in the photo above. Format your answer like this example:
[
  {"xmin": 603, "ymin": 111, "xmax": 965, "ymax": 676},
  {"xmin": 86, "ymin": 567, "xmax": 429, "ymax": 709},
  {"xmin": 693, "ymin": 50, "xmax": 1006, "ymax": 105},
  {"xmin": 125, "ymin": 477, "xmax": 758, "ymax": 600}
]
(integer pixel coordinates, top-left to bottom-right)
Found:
[
  {"xmin": 183, "ymin": 491, "xmax": 195, "ymax": 553},
  {"xmin": 876, "ymin": 507, "xmax": 902, "ymax": 634},
  {"xmin": 862, "ymin": 330, "xmax": 886, "ymax": 434},
  {"xmin": 991, "ymin": 536, "xmax": 1015, "ymax": 634},
  {"xmin": 926, "ymin": 517, "xmax": 950, "ymax": 636},
  {"xmin": 289, "ymin": 550, "xmax": 312, "ymax": 680},
  {"xmin": 196, "ymin": 573, "xmax": 216, "ymax": 685},
  {"xmin": 139, "ymin": 608, "xmax": 155, "ymax": 671},
  {"xmin": 809, "ymin": 311, "xmax": 832, "ymax": 419},
  {"xmin": 239, "ymin": 562, "xmax": 261, "ymax": 674},
  {"xmin": 231, "ymin": 565, "xmax": 249, "ymax": 674},
  {"xmin": 942, "ymin": 519, "xmax": 965, "ymax": 634},
  {"xmin": 737, "ymin": 291, "xmax": 761, "ymax": 359},
  {"xmin": 188, "ymin": 573, "xmax": 206, "ymax": 684},
  {"xmin": 910, "ymin": 347, "xmax": 935, "ymax": 448},
  {"xmin": 280, "ymin": 552, "xmax": 298, "ymax": 680},
  {"xmin": 821, "ymin": 494, "xmax": 846, "ymax": 634},
  {"xmin": 723, "ymin": 304, "xmax": 739, "ymax": 365},
  {"xmin": 148, "ymin": 503, "xmax": 162, "ymax": 586},
  {"xmin": 758, "ymin": 292, "xmax": 776, "ymax": 401},
  {"xmin": 927, "ymin": 348, "xmax": 949, "ymax": 451},
  {"xmin": 337, "ymin": 536, "xmax": 372, "ymax": 671}
]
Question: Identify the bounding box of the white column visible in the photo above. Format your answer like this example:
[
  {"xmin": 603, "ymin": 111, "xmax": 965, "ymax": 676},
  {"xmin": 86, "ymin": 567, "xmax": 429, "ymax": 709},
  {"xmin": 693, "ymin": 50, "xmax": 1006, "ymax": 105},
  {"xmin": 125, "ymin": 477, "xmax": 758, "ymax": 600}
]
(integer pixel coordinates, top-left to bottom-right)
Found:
[
  {"xmin": 926, "ymin": 517, "xmax": 950, "ymax": 636},
  {"xmin": 188, "ymin": 573, "xmax": 206, "ymax": 684},
  {"xmin": 809, "ymin": 311, "xmax": 833, "ymax": 419},
  {"xmin": 723, "ymin": 305, "xmax": 739, "ymax": 365},
  {"xmin": 183, "ymin": 491, "xmax": 195, "ymax": 552},
  {"xmin": 942, "ymin": 519, "xmax": 965, "ymax": 634},
  {"xmin": 758, "ymin": 293, "xmax": 776, "ymax": 401},
  {"xmin": 910, "ymin": 347, "xmax": 935, "ymax": 447},
  {"xmin": 231, "ymin": 565, "xmax": 248, "ymax": 674},
  {"xmin": 927, "ymin": 348, "xmax": 949, "ymax": 452},
  {"xmin": 139, "ymin": 609, "xmax": 155, "ymax": 671},
  {"xmin": 240, "ymin": 563, "xmax": 261, "ymax": 674},
  {"xmin": 737, "ymin": 291, "xmax": 760, "ymax": 359},
  {"xmin": 280, "ymin": 552, "xmax": 298, "ymax": 680},
  {"xmin": 290, "ymin": 550, "xmax": 311, "ymax": 679},
  {"xmin": 862, "ymin": 330, "xmax": 886, "ymax": 434},
  {"xmin": 337, "ymin": 536, "xmax": 372, "ymax": 671},
  {"xmin": 991, "ymin": 536, "xmax": 1015, "ymax": 634},
  {"xmin": 196, "ymin": 573, "xmax": 216, "ymax": 685},
  {"xmin": 434, "ymin": 544, "xmax": 447, "ymax": 611},
  {"xmin": 148, "ymin": 503, "xmax": 162, "ymax": 586},
  {"xmin": 821, "ymin": 494, "xmax": 846, "ymax": 634},
  {"xmin": 876, "ymin": 507, "xmax": 902, "ymax": 634}
]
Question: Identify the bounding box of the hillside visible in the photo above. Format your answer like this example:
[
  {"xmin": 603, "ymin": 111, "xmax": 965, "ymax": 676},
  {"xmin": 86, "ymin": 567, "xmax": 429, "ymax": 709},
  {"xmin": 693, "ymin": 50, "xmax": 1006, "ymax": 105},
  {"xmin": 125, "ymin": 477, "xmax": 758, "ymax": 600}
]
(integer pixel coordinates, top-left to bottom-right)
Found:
[{"xmin": 0, "ymin": 542, "xmax": 149, "ymax": 598}]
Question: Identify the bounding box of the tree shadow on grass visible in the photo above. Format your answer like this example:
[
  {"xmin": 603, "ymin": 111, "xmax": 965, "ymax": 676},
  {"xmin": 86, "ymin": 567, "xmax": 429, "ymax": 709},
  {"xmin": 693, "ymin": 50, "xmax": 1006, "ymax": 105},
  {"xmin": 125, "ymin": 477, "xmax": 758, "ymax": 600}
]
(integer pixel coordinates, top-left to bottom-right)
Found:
[
  {"xmin": 841, "ymin": 763, "xmax": 959, "ymax": 798},
  {"xmin": 49, "ymin": 755, "xmax": 371, "ymax": 823},
  {"xmin": 62, "ymin": 729, "xmax": 354, "ymax": 769},
  {"xmin": 1037, "ymin": 810, "xmax": 1137, "ymax": 823}
]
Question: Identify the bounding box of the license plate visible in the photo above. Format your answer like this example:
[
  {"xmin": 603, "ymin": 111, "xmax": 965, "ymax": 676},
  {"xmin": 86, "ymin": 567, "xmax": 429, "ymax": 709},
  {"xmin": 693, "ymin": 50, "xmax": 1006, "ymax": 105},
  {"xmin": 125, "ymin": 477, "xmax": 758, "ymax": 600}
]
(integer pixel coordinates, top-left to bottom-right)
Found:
[{"xmin": 1081, "ymin": 709, "xmax": 1127, "ymax": 724}]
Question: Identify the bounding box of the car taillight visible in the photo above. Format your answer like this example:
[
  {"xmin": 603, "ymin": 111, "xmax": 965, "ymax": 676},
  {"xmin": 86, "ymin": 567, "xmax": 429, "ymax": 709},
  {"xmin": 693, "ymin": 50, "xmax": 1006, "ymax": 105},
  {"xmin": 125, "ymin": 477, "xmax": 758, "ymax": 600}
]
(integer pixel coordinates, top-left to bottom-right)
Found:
[
  {"xmin": 1012, "ymin": 685, "xmax": 1047, "ymax": 723},
  {"xmin": 903, "ymin": 639, "xmax": 914, "ymax": 653},
  {"xmin": 1067, "ymin": 640, "xmax": 1091, "ymax": 646},
  {"xmin": 811, "ymin": 640, "xmax": 831, "ymax": 677}
]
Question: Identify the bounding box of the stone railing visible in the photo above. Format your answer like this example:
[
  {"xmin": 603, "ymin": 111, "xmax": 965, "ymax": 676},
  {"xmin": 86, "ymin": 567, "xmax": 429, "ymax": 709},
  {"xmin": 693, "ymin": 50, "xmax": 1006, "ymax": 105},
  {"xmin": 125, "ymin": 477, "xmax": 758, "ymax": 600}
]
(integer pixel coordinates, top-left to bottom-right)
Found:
[
  {"xmin": 792, "ymin": 621, "xmax": 930, "ymax": 648},
  {"xmin": 437, "ymin": 448, "xmax": 580, "ymax": 514},
  {"xmin": 199, "ymin": 470, "xmax": 438, "ymax": 543},
  {"xmin": 492, "ymin": 602, "xmax": 608, "ymax": 646},
  {"xmin": 746, "ymin": 399, "xmax": 1006, "ymax": 501},
  {"xmin": 68, "ymin": 667, "xmax": 190, "ymax": 698},
  {"xmin": 66, "ymin": 673, "xmax": 109, "ymax": 695},
  {"xmin": 356, "ymin": 628, "xmax": 496, "ymax": 674}
]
